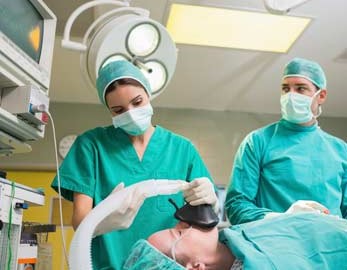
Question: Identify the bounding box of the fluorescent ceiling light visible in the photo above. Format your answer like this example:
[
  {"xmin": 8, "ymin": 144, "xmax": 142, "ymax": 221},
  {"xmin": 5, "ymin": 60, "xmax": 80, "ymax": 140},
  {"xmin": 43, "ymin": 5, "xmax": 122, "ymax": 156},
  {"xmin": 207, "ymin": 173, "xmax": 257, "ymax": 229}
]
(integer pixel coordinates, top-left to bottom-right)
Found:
[{"xmin": 166, "ymin": 3, "xmax": 311, "ymax": 53}]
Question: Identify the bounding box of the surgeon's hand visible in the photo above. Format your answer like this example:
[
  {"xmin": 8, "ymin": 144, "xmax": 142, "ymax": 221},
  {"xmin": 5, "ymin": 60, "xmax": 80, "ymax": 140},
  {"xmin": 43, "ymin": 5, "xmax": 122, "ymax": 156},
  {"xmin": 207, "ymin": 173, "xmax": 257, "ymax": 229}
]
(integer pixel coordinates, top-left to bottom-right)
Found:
[
  {"xmin": 285, "ymin": 200, "xmax": 330, "ymax": 214},
  {"xmin": 93, "ymin": 182, "xmax": 146, "ymax": 237},
  {"xmin": 264, "ymin": 200, "xmax": 330, "ymax": 219},
  {"xmin": 93, "ymin": 179, "xmax": 188, "ymax": 237},
  {"xmin": 183, "ymin": 177, "xmax": 219, "ymax": 212}
]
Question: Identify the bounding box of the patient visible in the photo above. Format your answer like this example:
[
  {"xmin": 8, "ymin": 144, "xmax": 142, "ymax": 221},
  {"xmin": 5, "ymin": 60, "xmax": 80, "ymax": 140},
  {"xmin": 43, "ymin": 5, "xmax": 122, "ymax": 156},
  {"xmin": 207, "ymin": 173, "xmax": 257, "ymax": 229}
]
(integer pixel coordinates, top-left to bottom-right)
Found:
[
  {"xmin": 148, "ymin": 221, "xmax": 235, "ymax": 269},
  {"xmin": 123, "ymin": 213, "xmax": 347, "ymax": 270}
]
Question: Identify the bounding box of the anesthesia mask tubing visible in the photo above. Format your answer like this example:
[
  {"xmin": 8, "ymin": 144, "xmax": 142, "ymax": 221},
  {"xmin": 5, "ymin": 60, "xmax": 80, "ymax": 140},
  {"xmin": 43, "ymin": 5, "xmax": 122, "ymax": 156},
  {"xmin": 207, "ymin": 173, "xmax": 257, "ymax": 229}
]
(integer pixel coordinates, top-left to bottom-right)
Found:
[
  {"xmin": 69, "ymin": 180, "xmax": 188, "ymax": 270},
  {"xmin": 171, "ymin": 226, "xmax": 193, "ymax": 262}
]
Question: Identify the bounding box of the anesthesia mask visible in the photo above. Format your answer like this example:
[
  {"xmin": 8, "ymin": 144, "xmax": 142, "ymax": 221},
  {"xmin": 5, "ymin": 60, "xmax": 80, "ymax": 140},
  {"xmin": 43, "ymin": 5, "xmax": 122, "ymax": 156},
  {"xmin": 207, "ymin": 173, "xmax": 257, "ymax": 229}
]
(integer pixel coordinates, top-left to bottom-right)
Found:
[{"xmin": 168, "ymin": 199, "xmax": 219, "ymax": 229}]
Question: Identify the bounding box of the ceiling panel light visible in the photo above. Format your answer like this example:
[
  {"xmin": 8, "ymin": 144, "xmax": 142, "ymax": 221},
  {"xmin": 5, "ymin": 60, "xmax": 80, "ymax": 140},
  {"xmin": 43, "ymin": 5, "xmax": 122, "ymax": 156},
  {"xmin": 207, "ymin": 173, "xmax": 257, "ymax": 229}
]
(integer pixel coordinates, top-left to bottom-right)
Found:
[{"xmin": 166, "ymin": 3, "xmax": 311, "ymax": 53}]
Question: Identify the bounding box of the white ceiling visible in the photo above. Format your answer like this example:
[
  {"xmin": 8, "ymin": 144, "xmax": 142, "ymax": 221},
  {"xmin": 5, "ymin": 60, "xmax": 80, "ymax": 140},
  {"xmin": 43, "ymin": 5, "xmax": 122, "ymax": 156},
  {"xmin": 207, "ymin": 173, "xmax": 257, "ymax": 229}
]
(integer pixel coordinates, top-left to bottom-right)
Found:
[{"xmin": 46, "ymin": 0, "xmax": 347, "ymax": 118}]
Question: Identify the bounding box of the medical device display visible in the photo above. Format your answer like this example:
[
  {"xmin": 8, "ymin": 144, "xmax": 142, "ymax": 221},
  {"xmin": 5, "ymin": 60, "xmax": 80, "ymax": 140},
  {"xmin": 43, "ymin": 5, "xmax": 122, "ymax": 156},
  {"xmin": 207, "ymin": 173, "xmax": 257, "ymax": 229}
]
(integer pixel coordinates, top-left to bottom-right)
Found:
[
  {"xmin": 0, "ymin": 177, "xmax": 45, "ymax": 270},
  {"xmin": 0, "ymin": 0, "xmax": 56, "ymax": 155},
  {"xmin": 62, "ymin": 0, "xmax": 177, "ymax": 99}
]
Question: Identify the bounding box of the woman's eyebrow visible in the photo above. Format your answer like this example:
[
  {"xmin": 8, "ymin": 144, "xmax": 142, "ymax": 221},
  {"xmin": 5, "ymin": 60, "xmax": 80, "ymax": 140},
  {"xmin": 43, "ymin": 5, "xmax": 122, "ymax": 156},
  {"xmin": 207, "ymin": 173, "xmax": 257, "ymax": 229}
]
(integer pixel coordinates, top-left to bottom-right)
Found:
[
  {"xmin": 130, "ymin": 95, "xmax": 142, "ymax": 103},
  {"xmin": 109, "ymin": 95, "xmax": 142, "ymax": 109},
  {"xmin": 110, "ymin": 105, "xmax": 123, "ymax": 110}
]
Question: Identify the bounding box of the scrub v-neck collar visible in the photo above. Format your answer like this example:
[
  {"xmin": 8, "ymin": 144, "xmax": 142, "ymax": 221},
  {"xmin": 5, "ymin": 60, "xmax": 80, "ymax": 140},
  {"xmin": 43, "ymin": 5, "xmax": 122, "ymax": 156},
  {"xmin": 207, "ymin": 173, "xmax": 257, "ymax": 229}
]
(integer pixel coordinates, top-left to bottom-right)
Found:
[{"xmin": 115, "ymin": 126, "xmax": 163, "ymax": 168}]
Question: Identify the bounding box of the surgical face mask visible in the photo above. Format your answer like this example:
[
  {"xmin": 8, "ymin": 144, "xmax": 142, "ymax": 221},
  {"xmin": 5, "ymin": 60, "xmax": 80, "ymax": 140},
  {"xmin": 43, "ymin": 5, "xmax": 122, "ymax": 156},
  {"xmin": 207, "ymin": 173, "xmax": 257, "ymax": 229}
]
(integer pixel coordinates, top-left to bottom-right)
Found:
[
  {"xmin": 112, "ymin": 103, "xmax": 153, "ymax": 136},
  {"xmin": 280, "ymin": 90, "xmax": 321, "ymax": 124}
]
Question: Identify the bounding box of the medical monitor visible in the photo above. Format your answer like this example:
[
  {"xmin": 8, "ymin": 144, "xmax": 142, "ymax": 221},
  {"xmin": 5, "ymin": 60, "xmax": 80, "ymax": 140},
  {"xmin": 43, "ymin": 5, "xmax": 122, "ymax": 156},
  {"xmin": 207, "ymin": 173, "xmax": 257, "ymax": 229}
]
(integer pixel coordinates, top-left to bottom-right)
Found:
[
  {"xmin": 0, "ymin": 0, "xmax": 56, "ymax": 154},
  {"xmin": 0, "ymin": 0, "xmax": 56, "ymax": 90}
]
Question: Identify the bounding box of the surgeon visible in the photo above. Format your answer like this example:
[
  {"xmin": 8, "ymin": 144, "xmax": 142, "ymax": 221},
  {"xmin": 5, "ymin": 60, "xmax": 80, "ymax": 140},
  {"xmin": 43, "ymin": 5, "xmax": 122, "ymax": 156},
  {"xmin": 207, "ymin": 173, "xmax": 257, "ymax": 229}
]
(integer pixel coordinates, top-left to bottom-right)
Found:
[
  {"xmin": 123, "ymin": 212, "xmax": 347, "ymax": 270},
  {"xmin": 225, "ymin": 57, "xmax": 347, "ymax": 225},
  {"xmin": 51, "ymin": 60, "xmax": 217, "ymax": 269}
]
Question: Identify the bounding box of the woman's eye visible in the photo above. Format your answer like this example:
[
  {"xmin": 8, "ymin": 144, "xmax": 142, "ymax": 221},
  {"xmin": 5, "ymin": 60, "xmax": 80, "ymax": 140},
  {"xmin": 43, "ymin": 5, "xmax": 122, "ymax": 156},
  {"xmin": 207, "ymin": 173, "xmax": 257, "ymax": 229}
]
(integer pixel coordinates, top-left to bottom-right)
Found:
[
  {"xmin": 134, "ymin": 100, "xmax": 142, "ymax": 106},
  {"xmin": 114, "ymin": 109, "xmax": 124, "ymax": 114}
]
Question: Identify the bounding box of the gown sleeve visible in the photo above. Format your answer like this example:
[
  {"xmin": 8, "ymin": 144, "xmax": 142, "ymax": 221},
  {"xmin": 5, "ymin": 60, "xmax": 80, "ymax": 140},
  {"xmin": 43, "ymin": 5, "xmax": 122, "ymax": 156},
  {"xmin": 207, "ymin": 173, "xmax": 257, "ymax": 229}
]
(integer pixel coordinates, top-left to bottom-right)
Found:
[
  {"xmin": 340, "ymin": 144, "xmax": 347, "ymax": 219},
  {"xmin": 225, "ymin": 133, "xmax": 272, "ymax": 224}
]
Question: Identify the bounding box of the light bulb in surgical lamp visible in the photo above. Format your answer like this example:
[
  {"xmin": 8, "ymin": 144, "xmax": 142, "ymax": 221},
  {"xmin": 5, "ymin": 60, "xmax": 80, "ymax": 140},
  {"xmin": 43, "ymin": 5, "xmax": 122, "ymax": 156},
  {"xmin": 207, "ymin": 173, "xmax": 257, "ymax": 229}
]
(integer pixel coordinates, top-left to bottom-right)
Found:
[
  {"xmin": 101, "ymin": 54, "xmax": 129, "ymax": 69},
  {"xmin": 141, "ymin": 61, "xmax": 167, "ymax": 94},
  {"xmin": 127, "ymin": 23, "xmax": 160, "ymax": 57}
]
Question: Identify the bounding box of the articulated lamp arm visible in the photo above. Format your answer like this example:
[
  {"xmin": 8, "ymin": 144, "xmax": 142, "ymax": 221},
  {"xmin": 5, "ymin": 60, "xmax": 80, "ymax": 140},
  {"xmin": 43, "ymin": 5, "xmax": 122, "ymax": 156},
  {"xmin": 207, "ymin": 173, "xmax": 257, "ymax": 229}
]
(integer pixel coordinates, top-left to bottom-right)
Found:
[
  {"xmin": 61, "ymin": 0, "xmax": 149, "ymax": 52},
  {"xmin": 263, "ymin": 0, "xmax": 314, "ymax": 14}
]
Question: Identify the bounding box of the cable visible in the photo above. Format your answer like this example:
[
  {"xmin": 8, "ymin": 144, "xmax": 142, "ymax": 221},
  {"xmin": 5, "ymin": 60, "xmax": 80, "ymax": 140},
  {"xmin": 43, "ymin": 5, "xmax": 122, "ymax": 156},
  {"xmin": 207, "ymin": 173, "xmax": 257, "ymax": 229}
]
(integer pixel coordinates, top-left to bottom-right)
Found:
[
  {"xmin": 170, "ymin": 226, "xmax": 192, "ymax": 262},
  {"xmin": 6, "ymin": 182, "xmax": 15, "ymax": 270},
  {"xmin": 46, "ymin": 111, "xmax": 70, "ymax": 267}
]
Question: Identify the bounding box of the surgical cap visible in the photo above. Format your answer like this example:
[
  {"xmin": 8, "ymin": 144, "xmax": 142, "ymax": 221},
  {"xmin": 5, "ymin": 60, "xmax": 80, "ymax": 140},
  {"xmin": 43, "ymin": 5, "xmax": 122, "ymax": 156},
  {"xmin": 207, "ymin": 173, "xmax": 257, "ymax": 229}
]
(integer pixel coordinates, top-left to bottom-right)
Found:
[
  {"xmin": 96, "ymin": 60, "xmax": 151, "ymax": 105},
  {"xmin": 123, "ymin": 240, "xmax": 185, "ymax": 270},
  {"xmin": 282, "ymin": 58, "xmax": 327, "ymax": 89}
]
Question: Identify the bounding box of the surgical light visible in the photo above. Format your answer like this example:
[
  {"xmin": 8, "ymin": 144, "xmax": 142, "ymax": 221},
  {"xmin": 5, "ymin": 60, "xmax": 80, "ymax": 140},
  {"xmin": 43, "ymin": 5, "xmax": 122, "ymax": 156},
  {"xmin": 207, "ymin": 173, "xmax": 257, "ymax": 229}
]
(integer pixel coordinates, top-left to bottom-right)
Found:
[
  {"xmin": 101, "ymin": 54, "xmax": 129, "ymax": 69},
  {"xmin": 62, "ymin": 0, "xmax": 177, "ymax": 99},
  {"xmin": 142, "ymin": 60, "xmax": 167, "ymax": 95},
  {"xmin": 126, "ymin": 23, "xmax": 160, "ymax": 57}
]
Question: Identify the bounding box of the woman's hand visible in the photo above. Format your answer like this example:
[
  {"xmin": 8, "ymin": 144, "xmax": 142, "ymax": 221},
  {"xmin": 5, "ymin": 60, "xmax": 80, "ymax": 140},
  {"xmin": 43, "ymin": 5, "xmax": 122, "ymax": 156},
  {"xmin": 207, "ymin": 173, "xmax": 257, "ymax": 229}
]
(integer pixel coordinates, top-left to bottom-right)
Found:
[
  {"xmin": 183, "ymin": 177, "xmax": 219, "ymax": 212},
  {"xmin": 93, "ymin": 179, "xmax": 188, "ymax": 236}
]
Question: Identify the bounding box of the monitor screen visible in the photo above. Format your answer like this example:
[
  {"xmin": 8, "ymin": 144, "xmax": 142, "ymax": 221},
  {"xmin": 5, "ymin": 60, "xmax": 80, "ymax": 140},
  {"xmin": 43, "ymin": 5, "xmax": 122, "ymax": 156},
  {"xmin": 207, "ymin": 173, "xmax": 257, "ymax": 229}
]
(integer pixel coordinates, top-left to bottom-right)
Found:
[{"xmin": 0, "ymin": 0, "xmax": 44, "ymax": 63}]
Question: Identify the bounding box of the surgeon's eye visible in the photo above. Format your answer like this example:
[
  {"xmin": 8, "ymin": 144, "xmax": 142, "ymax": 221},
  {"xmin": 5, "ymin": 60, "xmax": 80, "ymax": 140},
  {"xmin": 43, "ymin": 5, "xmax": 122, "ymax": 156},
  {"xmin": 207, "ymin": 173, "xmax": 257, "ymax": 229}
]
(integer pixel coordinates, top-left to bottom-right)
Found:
[
  {"xmin": 281, "ymin": 86, "xmax": 290, "ymax": 93},
  {"xmin": 113, "ymin": 108, "xmax": 125, "ymax": 114},
  {"xmin": 297, "ymin": 86, "xmax": 308, "ymax": 92},
  {"xmin": 133, "ymin": 99, "xmax": 143, "ymax": 107}
]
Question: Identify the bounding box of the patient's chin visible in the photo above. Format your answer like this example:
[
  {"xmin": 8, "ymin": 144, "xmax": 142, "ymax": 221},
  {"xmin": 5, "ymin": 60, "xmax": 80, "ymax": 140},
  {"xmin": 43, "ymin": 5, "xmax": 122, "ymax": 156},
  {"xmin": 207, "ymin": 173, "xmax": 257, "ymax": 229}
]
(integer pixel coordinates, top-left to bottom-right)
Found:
[
  {"xmin": 147, "ymin": 234, "xmax": 171, "ymax": 257},
  {"xmin": 147, "ymin": 234, "xmax": 163, "ymax": 251}
]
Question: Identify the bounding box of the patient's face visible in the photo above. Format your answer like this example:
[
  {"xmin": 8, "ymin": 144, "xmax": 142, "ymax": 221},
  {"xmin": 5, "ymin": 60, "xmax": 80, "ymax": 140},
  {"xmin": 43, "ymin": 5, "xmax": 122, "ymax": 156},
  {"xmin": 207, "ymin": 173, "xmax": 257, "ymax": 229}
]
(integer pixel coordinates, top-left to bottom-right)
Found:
[{"xmin": 148, "ymin": 222, "xmax": 218, "ymax": 267}]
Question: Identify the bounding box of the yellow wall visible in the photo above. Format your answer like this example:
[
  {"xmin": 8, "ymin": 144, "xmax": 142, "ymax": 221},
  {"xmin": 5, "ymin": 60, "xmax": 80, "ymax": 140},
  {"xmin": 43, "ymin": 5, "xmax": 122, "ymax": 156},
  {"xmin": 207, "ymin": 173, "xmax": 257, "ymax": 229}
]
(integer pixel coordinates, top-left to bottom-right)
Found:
[{"xmin": 6, "ymin": 171, "xmax": 74, "ymax": 270}]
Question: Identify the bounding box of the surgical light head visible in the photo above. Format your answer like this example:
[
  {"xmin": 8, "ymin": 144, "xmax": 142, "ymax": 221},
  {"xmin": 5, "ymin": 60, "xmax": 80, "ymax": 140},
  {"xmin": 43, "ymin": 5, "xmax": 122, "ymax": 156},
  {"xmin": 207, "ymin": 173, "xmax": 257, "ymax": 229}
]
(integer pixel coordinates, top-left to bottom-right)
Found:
[
  {"xmin": 169, "ymin": 199, "xmax": 219, "ymax": 229},
  {"xmin": 123, "ymin": 239, "xmax": 184, "ymax": 270},
  {"xmin": 283, "ymin": 57, "xmax": 327, "ymax": 89},
  {"xmin": 96, "ymin": 60, "xmax": 151, "ymax": 105},
  {"xmin": 62, "ymin": 1, "xmax": 177, "ymax": 100}
]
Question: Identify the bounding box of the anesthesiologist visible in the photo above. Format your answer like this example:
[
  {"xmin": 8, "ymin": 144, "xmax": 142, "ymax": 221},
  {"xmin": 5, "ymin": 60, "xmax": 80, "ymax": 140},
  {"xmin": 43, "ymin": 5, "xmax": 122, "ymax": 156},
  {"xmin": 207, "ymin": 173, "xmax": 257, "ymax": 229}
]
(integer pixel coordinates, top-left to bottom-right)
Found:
[
  {"xmin": 51, "ymin": 60, "xmax": 217, "ymax": 269},
  {"xmin": 225, "ymin": 57, "xmax": 347, "ymax": 225}
]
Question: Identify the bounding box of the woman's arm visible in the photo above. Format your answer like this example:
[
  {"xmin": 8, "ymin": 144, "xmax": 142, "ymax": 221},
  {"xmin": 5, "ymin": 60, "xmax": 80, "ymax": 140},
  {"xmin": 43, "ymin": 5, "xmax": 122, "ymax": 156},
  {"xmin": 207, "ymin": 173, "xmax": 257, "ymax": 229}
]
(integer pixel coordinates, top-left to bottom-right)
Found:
[{"xmin": 72, "ymin": 192, "xmax": 93, "ymax": 230}]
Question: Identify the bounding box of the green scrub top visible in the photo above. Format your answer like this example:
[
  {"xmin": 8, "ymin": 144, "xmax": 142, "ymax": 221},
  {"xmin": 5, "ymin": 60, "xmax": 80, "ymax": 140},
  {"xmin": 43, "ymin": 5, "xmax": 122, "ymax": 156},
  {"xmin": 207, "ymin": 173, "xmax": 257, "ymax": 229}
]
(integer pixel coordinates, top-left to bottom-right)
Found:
[
  {"xmin": 220, "ymin": 213, "xmax": 347, "ymax": 270},
  {"xmin": 225, "ymin": 119, "xmax": 347, "ymax": 224},
  {"xmin": 51, "ymin": 125, "xmax": 211, "ymax": 270}
]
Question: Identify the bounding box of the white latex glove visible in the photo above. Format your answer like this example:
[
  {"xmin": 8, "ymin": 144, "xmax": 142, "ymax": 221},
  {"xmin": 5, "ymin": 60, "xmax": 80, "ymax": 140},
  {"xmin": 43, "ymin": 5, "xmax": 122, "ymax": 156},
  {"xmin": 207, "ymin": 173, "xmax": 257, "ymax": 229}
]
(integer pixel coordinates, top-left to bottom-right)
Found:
[
  {"xmin": 264, "ymin": 200, "xmax": 330, "ymax": 219},
  {"xmin": 285, "ymin": 200, "xmax": 330, "ymax": 214},
  {"xmin": 93, "ymin": 180, "xmax": 188, "ymax": 237},
  {"xmin": 93, "ymin": 182, "xmax": 144, "ymax": 237},
  {"xmin": 183, "ymin": 177, "xmax": 218, "ymax": 210}
]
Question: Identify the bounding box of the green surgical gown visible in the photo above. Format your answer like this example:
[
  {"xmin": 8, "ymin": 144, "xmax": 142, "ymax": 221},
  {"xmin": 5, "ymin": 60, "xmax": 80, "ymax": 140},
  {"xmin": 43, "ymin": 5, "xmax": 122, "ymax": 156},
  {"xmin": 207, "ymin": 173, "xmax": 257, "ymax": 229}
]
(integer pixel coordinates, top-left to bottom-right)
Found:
[
  {"xmin": 220, "ymin": 213, "xmax": 347, "ymax": 270},
  {"xmin": 51, "ymin": 125, "xmax": 211, "ymax": 270},
  {"xmin": 225, "ymin": 119, "xmax": 347, "ymax": 224}
]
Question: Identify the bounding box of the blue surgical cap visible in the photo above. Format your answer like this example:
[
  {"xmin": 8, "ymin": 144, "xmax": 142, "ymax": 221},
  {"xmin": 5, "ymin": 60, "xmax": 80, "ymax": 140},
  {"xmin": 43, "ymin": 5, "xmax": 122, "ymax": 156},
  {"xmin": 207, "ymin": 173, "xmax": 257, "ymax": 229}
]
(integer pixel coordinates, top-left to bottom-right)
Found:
[
  {"xmin": 123, "ymin": 240, "xmax": 185, "ymax": 270},
  {"xmin": 282, "ymin": 58, "xmax": 327, "ymax": 89},
  {"xmin": 96, "ymin": 60, "xmax": 151, "ymax": 105}
]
